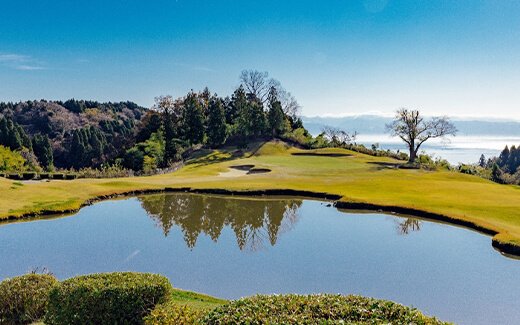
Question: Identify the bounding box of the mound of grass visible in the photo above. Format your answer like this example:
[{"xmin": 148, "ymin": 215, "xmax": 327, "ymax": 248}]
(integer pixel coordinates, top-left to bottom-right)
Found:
[
  {"xmin": 201, "ymin": 294, "xmax": 451, "ymax": 325},
  {"xmin": 144, "ymin": 290, "xmax": 226, "ymax": 325},
  {"xmin": 45, "ymin": 272, "xmax": 172, "ymax": 325},
  {"xmin": 0, "ymin": 273, "xmax": 58, "ymax": 325}
]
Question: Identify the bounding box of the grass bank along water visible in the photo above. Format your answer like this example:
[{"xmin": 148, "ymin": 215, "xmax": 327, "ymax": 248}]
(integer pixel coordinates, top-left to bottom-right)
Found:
[{"xmin": 1, "ymin": 140, "xmax": 520, "ymax": 255}]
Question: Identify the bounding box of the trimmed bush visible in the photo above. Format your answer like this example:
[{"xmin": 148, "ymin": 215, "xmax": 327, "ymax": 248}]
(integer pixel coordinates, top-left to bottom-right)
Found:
[
  {"xmin": 6, "ymin": 173, "xmax": 21, "ymax": 180},
  {"xmin": 22, "ymin": 172, "xmax": 37, "ymax": 180},
  {"xmin": 144, "ymin": 303, "xmax": 204, "ymax": 325},
  {"xmin": 39, "ymin": 173, "xmax": 50, "ymax": 179},
  {"xmin": 0, "ymin": 274, "xmax": 58, "ymax": 325},
  {"xmin": 51, "ymin": 173, "xmax": 64, "ymax": 179},
  {"xmin": 201, "ymin": 294, "xmax": 451, "ymax": 325},
  {"xmin": 45, "ymin": 272, "xmax": 172, "ymax": 325},
  {"xmin": 65, "ymin": 174, "xmax": 77, "ymax": 180}
]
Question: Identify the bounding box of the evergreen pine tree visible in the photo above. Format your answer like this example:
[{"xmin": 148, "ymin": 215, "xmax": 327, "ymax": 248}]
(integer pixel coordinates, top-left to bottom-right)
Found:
[
  {"xmin": 70, "ymin": 130, "xmax": 86, "ymax": 168},
  {"xmin": 8, "ymin": 125, "xmax": 22, "ymax": 150},
  {"xmin": 33, "ymin": 135, "xmax": 54, "ymax": 169},
  {"xmin": 206, "ymin": 96, "xmax": 228, "ymax": 146},
  {"xmin": 248, "ymin": 102, "xmax": 267, "ymax": 137},
  {"xmin": 492, "ymin": 162, "xmax": 503, "ymax": 183},
  {"xmin": 182, "ymin": 92, "xmax": 205, "ymax": 144},
  {"xmin": 267, "ymin": 87, "xmax": 285, "ymax": 137},
  {"xmin": 229, "ymin": 86, "xmax": 247, "ymax": 126}
]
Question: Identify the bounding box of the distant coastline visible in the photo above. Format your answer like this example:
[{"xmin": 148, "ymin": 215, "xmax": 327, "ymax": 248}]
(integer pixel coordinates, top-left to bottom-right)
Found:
[{"xmin": 301, "ymin": 115, "xmax": 520, "ymax": 164}]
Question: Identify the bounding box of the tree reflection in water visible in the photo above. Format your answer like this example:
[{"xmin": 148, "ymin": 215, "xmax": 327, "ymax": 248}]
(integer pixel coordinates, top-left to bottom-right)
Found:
[
  {"xmin": 394, "ymin": 218, "xmax": 421, "ymax": 235},
  {"xmin": 138, "ymin": 194, "xmax": 302, "ymax": 252}
]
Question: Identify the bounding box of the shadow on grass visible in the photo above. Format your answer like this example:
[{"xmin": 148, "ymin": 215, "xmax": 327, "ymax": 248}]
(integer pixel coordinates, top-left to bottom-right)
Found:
[{"xmin": 366, "ymin": 162, "xmax": 401, "ymax": 170}]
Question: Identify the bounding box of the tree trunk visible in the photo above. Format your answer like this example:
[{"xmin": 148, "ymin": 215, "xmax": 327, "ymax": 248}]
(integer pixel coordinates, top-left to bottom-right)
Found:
[{"xmin": 408, "ymin": 140, "xmax": 416, "ymax": 163}]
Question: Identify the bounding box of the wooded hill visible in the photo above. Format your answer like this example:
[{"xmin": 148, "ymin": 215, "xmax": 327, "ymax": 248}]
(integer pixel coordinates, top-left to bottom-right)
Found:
[{"xmin": 0, "ymin": 99, "xmax": 146, "ymax": 169}]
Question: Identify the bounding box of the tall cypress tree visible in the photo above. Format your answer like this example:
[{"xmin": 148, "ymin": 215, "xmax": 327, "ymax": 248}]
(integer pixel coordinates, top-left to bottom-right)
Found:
[
  {"xmin": 33, "ymin": 134, "xmax": 53, "ymax": 169},
  {"xmin": 248, "ymin": 102, "xmax": 267, "ymax": 137},
  {"xmin": 70, "ymin": 130, "xmax": 86, "ymax": 168},
  {"xmin": 182, "ymin": 92, "xmax": 205, "ymax": 145},
  {"xmin": 229, "ymin": 86, "xmax": 247, "ymax": 126},
  {"xmin": 8, "ymin": 124, "xmax": 22, "ymax": 150},
  {"xmin": 267, "ymin": 87, "xmax": 285, "ymax": 137},
  {"xmin": 206, "ymin": 96, "xmax": 228, "ymax": 146}
]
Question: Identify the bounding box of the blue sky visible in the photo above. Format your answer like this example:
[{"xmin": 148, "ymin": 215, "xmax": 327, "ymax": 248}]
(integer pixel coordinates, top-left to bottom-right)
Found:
[{"xmin": 1, "ymin": 0, "xmax": 519, "ymax": 119}]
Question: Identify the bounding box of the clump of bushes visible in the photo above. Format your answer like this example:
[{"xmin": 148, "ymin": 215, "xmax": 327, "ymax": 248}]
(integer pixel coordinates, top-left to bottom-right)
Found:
[
  {"xmin": 51, "ymin": 173, "xmax": 64, "ymax": 179},
  {"xmin": 44, "ymin": 272, "xmax": 172, "ymax": 325},
  {"xmin": 22, "ymin": 172, "xmax": 37, "ymax": 180},
  {"xmin": 144, "ymin": 303, "xmax": 204, "ymax": 325},
  {"xmin": 0, "ymin": 273, "xmax": 58, "ymax": 324},
  {"xmin": 201, "ymin": 294, "xmax": 450, "ymax": 325}
]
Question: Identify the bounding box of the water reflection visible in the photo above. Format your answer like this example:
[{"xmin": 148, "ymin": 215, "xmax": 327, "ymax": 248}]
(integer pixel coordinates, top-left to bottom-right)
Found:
[
  {"xmin": 394, "ymin": 218, "xmax": 422, "ymax": 235},
  {"xmin": 138, "ymin": 194, "xmax": 302, "ymax": 251}
]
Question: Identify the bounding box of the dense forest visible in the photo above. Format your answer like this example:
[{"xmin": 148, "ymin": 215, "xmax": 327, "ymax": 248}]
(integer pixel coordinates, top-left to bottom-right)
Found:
[{"xmin": 0, "ymin": 99, "xmax": 145, "ymax": 172}]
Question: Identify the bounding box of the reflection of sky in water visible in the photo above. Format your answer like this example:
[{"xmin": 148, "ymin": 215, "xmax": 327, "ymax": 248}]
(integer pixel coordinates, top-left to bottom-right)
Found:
[
  {"xmin": 356, "ymin": 134, "xmax": 520, "ymax": 164},
  {"xmin": 1, "ymin": 194, "xmax": 520, "ymax": 325}
]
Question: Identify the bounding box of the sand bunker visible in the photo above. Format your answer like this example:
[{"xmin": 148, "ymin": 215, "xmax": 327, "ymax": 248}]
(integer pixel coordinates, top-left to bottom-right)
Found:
[{"xmin": 219, "ymin": 165, "xmax": 271, "ymax": 177}]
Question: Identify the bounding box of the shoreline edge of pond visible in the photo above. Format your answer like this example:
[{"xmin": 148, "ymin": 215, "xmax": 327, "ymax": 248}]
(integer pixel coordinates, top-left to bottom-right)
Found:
[{"xmin": 2, "ymin": 186, "xmax": 517, "ymax": 258}]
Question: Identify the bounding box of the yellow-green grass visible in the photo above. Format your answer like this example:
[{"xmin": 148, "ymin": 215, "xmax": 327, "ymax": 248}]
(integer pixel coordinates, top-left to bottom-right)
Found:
[
  {"xmin": 2, "ymin": 140, "xmax": 520, "ymax": 253},
  {"xmin": 168, "ymin": 288, "xmax": 227, "ymax": 310}
]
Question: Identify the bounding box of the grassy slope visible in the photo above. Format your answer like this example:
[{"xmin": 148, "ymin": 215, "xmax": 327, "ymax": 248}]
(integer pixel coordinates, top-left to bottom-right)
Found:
[
  {"xmin": 2, "ymin": 141, "xmax": 520, "ymax": 249},
  {"xmin": 168, "ymin": 288, "xmax": 227, "ymax": 310}
]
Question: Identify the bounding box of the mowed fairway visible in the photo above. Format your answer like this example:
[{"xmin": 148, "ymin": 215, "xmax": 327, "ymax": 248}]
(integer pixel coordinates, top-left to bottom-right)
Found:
[{"xmin": 2, "ymin": 141, "xmax": 520, "ymax": 253}]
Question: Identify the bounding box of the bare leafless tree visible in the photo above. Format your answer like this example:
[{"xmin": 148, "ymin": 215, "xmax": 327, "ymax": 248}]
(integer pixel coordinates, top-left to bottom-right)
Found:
[
  {"xmin": 240, "ymin": 70, "xmax": 270, "ymax": 103},
  {"xmin": 386, "ymin": 108, "xmax": 457, "ymax": 163},
  {"xmin": 322, "ymin": 126, "xmax": 357, "ymax": 146},
  {"xmin": 239, "ymin": 70, "xmax": 301, "ymax": 117}
]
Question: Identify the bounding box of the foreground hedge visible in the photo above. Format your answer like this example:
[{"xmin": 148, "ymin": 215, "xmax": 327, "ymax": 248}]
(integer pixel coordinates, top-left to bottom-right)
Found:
[
  {"xmin": 201, "ymin": 294, "xmax": 451, "ymax": 325},
  {"xmin": 144, "ymin": 303, "xmax": 205, "ymax": 325},
  {"xmin": 0, "ymin": 274, "xmax": 58, "ymax": 325},
  {"xmin": 44, "ymin": 272, "xmax": 172, "ymax": 325}
]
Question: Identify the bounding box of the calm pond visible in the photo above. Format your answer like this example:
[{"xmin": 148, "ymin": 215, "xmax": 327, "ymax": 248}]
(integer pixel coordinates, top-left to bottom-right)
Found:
[{"xmin": 1, "ymin": 193, "xmax": 520, "ymax": 325}]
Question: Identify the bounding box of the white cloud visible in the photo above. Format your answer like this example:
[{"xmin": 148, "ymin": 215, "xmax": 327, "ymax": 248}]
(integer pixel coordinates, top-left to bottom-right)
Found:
[
  {"xmin": 0, "ymin": 54, "xmax": 29, "ymax": 62},
  {"xmin": 16, "ymin": 65, "xmax": 46, "ymax": 70},
  {"xmin": 0, "ymin": 53, "xmax": 46, "ymax": 70}
]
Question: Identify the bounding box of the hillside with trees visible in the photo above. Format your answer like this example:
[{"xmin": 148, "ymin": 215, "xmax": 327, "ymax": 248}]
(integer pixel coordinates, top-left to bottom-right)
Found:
[
  {"xmin": 120, "ymin": 70, "xmax": 309, "ymax": 173},
  {"xmin": 0, "ymin": 71, "xmax": 409, "ymax": 177},
  {"xmin": 0, "ymin": 100, "xmax": 146, "ymax": 171}
]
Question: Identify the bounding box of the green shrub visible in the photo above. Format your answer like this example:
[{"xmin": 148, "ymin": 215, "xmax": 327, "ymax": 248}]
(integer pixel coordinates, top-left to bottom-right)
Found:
[
  {"xmin": 0, "ymin": 274, "xmax": 58, "ymax": 325},
  {"xmin": 144, "ymin": 303, "xmax": 204, "ymax": 325},
  {"xmin": 201, "ymin": 294, "xmax": 451, "ymax": 325},
  {"xmin": 45, "ymin": 272, "xmax": 172, "ymax": 325},
  {"xmin": 39, "ymin": 173, "xmax": 50, "ymax": 179},
  {"xmin": 22, "ymin": 172, "xmax": 37, "ymax": 180},
  {"xmin": 65, "ymin": 174, "xmax": 77, "ymax": 180},
  {"xmin": 51, "ymin": 173, "xmax": 64, "ymax": 180},
  {"xmin": 6, "ymin": 173, "xmax": 21, "ymax": 180}
]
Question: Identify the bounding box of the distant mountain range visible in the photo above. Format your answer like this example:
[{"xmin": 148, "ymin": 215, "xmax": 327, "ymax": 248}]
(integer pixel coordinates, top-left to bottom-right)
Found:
[{"xmin": 301, "ymin": 115, "xmax": 520, "ymax": 137}]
